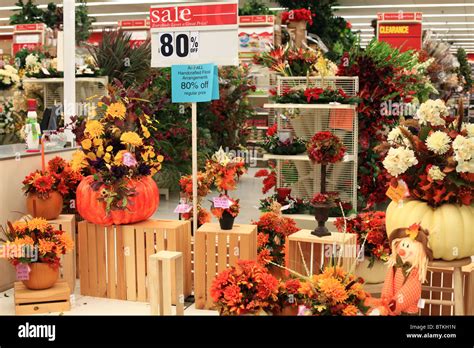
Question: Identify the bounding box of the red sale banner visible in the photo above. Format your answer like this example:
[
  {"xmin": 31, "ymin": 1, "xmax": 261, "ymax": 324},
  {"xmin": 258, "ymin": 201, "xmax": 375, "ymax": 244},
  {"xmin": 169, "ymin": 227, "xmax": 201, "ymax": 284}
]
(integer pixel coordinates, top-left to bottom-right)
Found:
[
  {"xmin": 377, "ymin": 12, "xmax": 422, "ymax": 52},
  {"xmin": 150, "ymin": 3, "xmax": 238, "ymax": 29}
]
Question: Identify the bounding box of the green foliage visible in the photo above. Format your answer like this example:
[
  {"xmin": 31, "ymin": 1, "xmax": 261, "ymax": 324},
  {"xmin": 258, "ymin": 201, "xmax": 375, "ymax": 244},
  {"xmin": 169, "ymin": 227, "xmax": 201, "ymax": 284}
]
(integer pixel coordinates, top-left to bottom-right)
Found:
[
  {"xmin": 75, "ymin": 0, "xmax": 95, "ymax": 44},
  {"xmin": 42, "ymin": 2, "xmax": 61, "ymax": 30},
  {"xmin": 239, "ymin": 0, "xmax": 274, "ymax": 16},
  {"xmin": 88, "ymin": 30, "xmax": 151, "ymax": 88},
  {"xmin": 9, "ymin": 0, "xmax": 43, "ymax": 24},
  {"xmin": 456, "ymin": 48, "xmax": 473, "ymax": 92},
  {"xmin": 276, "ymin": 0, "xmax": 357, "ymax": 61}
]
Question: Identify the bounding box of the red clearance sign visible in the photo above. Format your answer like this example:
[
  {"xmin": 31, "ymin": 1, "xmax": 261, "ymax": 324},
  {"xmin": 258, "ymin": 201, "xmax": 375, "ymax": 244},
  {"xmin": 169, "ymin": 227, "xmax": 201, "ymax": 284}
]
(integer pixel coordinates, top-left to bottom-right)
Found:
[
  {"xmin": 377, "ymin": 12, "xmax": 422, "ymax": 52},
  {"xmin": 150, "ymin": 3, "xmax": 238, "ymax": 29},
  {"xmin": 119, "ymin": 20, "xmax": 150, "ymax": 28},
  {"xmin": 239, "ymin": 15, "xmax": 274, "ymax": 25}
]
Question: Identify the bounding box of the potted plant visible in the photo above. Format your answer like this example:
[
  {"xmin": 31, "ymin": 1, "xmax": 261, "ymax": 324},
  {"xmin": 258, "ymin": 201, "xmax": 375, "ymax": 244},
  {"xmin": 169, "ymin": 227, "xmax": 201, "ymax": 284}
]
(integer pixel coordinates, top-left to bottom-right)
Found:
[
  {"xmin": 254, "ymin": 211, "xmax": 299, "ymax": 277},
  {"xmin": 210, "ymin": 260, "xmax": 280, "ymax": 315},
  {"xmin": 380, "ymin": 99, "xmax": 474, "ymax": 260},
  {"xmin": 22, "ymin": 170, "xmax": 63, "ymax": 220},
  {"xmin": 307, "ymin": 131, "xmax": 346, "ymax": 236},
  {"xmin": 73, "ymin": 81, "xmax": 164, "ymax": 226},
  {"xmin": 335, "ymin": 211, "xmax": 390, "ymax": 284},
  {"xmin": 179, "ymin": 172, "xmax": 212, "ymax": 232},
  {"xmin": 205, "ymin": 148, "xmax": 246, "ymax": 230},
  {"xmin": 1, "ymin": 217, "xmax": 74, "ymax": 290}
]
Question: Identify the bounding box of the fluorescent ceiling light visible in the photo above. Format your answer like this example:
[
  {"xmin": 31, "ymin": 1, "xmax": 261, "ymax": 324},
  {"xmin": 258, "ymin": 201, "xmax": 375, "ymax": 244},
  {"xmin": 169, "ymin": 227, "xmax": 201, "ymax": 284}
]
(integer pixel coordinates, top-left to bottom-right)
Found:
[
  {"xmin": 269, "ymin": 7, "xmax": 286, "ymax": 11},
  {"xmin": 344, "ymin": 14, "xmax": 474, "ymax": 19},
  {"xmin": 0, "ymin": 32, "xmax": 12, "ymax": 35},
  {"xmin": 0, "ymin": 25, "xmax": 13, "ymax": 29},
  {"xmin": 352, "ymin": 22, "xmax": 474, "ymax": 27},
  {"xmin": 92, "ymin": 22, "xmax": 117, "ymax": 26},
  {"xmin": 333, "ymin": 3, "xmax": 474, "ymax": 9},
  {"xmin": 440, "ymin": 38, "xmax": 474, "ymax": 41}
]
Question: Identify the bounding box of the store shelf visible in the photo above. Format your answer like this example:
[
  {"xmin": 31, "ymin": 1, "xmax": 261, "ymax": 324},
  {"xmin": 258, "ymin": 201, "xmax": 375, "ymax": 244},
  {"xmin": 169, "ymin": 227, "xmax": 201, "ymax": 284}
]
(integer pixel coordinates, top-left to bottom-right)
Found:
[
  {"xmin": 263, "ymin": 153, "xmax": 356, "ymax": 162},
  {"xmin": 264, "ymin": 103, "xmax": 357, "ymax": 110},
  {"xmin": 248, "ymin": 94, "xmax": 270, "ymax": 98}
]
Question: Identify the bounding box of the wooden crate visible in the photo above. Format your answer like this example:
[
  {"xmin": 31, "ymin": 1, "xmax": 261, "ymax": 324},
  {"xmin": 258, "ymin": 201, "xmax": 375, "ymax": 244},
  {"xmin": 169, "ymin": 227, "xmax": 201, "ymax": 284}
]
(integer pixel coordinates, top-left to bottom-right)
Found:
[
  {"xmin": 78, "ymin": 219, "xmax": 192, "ymax": 303},
  {"xmin": 420, "ymin": 262, "xmax": 474, "ymax": 315},
  {"xmin": 14, "ymin": 281, "xmax": 70, "ymax": 315},
  {"xmin": 48, "ymin": 214, "xmax": 76, "ymax": 294},
  {"xmin": 288, "ymin": 230, "xmax": 357, "ymax": 276},
  {"xmin": 194, "ymin": 223, "xmax": 257, "ymax": 310}
]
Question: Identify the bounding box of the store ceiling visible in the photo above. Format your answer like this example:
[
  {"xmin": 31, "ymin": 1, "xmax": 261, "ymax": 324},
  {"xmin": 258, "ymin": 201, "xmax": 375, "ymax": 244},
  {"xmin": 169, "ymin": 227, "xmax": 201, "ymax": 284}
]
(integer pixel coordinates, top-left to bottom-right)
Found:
[{"xmin": 0, "ymin": 0, "xmax": 472, "ymax": 52}]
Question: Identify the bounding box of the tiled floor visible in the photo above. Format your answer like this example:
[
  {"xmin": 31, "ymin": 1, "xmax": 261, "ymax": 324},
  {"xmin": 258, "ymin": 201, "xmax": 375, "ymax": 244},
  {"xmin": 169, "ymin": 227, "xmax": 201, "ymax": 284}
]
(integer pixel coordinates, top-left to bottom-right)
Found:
[{"xmin": 0, "ymin": 169, "xmax": 267, "ymax": 316}]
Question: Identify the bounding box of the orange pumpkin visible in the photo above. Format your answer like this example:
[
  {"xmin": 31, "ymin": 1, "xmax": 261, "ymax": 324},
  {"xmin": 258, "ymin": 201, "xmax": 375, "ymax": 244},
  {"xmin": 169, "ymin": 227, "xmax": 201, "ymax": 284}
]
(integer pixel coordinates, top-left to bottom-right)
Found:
[{"xmin": 76, "ymin": 175, "xmax": 159, "ymax": 226}]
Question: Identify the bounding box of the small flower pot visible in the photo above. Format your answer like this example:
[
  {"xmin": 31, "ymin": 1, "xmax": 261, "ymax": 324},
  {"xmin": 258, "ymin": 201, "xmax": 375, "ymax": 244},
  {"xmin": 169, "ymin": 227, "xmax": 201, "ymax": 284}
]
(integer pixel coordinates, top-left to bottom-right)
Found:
[
  {"xmin": 219, "ymin": 211, "xmax": 235, "ymax": 230},
  {"xmin": 26, "ymin": 191, "xmax": 63, "ymax": 220},
  {"xmin": 276, "ymin": 187, "xmax": 292, "ymax": 202},
  {"xmin": 22, "ymin": 262, "xmax": 59, "ymax": 290},
  {"xmin": 312, "ymin": 203, "xmax": 332, "ymax": 237}
]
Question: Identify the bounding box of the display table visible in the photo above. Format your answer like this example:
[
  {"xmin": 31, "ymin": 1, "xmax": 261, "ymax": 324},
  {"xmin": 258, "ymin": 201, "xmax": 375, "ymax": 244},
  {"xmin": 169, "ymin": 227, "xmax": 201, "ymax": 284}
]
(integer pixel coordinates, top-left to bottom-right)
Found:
[
  {"xmin": 287, "ymin": 229, "xmax": 357, "ymax": 276},
  {"xmin": 194, "ymin": 223, "xmax": 257, "ymax": 310},
  {"xmin": 78, "ymin": 219, "xmax": 192, "ymax": 303},
  {"xmin": 48, "ymin": 214, "xmax": 76, "ymax": 294},
  {"xmin": 14, "ymin": 281, "xmax": 70, "ymax": 315}
]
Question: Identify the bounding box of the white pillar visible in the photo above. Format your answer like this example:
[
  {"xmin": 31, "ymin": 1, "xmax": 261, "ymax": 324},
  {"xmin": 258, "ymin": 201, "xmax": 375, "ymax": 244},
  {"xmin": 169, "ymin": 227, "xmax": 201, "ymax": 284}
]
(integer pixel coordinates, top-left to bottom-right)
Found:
[{"xmin": 63, "ymin": 0, "xmax": 75, "ymax": 145}]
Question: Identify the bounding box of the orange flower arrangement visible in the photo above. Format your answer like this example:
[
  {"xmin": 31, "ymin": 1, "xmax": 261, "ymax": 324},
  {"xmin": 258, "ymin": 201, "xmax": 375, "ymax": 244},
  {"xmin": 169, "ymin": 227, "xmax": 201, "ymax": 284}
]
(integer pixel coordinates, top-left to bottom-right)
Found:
[{"xmin": 1, "ymin": 217, "xmax": 74, "ymax": 268}]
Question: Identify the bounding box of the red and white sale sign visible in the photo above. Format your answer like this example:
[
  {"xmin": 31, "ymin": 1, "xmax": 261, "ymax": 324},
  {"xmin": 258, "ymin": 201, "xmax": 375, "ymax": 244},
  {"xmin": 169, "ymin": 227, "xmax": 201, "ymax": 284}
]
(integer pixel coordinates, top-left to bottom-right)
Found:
[
  {"xmin": 150, "ymin": 1, "xmax": 238, "ymax": 67},
  {"xmin": 377, "ymin": 12, "xmax": 423, "ymax": 52}
]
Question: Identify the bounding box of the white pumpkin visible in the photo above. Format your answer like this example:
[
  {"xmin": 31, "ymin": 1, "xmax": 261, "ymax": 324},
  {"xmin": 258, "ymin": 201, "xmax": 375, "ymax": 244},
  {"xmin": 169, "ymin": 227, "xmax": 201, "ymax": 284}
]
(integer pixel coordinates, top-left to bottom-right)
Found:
[{"xmin": 386, "ymin": 200, "xmax": 474, "ymax": 261}]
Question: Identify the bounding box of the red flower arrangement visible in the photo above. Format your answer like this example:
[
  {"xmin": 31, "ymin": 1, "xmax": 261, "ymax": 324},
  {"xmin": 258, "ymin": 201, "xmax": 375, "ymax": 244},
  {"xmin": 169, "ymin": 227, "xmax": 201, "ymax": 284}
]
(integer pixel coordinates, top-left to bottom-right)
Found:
[
  {"xmin": 210, "ymin": 194, "xmax": 240, "ymax": 219},
  {"xmin": 335, "ymin": 211, "xmax": 390, "ymax": 267},
  {"xmin": 179, "ymin": 172, "xmax": 212, "ymax": 226},
  {"xmin": 274, "ymin": 86, "xmax": 358, "ymax": 104},
  {"xmin": 254, "ymin": 212, "xmax": 299, "ymax": 266},
  {"xmin": 255, "ymin": 162, "xmax": 277, "ymax": 194},
  {"xmin": 210, "ymin": 260, "xmax": 280, "ymax": 315},
  {"xmin": 307, "ymin": 131, "xmax": 346, "ymax": 164},
  {"xmin": 310, "ymin": 192, "xmax": 340, "ymax": 206},
  {"xmin": 281, "ymin": 8, "xmax": 314, "ymax": 26}
]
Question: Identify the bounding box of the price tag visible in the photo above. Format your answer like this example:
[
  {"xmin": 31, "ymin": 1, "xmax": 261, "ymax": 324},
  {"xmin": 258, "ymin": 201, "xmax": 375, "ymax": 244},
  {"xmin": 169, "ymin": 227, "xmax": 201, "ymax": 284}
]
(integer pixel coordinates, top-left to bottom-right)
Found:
[
  {"xmin": 41, "ymin": 67, "xmax": 51, "ymax": 75},
  {"xmin": 16, "ymin": 263, "xmax": 30, "ymax": 281},
  {"xmin": 386, "ymin": 180, "xmax": 409, "ymax": 203},
  {"xmin": 156, "ymin": 32, "xmax": 199, "ymax": 61},
  {"xmin": 213, "ymin": 196, "xmax": 232, "ymax": 209},
  {"xmin": 174, "ymin": 203, "xmax": 192, "ymax": 214}
]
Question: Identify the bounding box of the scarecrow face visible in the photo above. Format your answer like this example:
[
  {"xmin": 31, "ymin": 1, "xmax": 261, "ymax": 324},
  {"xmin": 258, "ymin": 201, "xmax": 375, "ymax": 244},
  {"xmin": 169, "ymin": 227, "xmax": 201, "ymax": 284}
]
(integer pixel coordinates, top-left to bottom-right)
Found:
[{"xmin": 397, "ymin": 238, "xmax": 417, "ymax": 263}]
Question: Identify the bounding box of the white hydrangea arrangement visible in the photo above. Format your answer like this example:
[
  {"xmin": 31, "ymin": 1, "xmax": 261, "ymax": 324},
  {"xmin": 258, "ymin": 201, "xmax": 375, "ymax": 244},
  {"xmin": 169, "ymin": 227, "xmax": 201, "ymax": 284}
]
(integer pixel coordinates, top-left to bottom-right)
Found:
[
  {"xmin": 414, "ymin": 99, "xmax": 449, "ymax": 126},
  {"xmin": 0, "ymin": 64, "xmax": 20, "ymax": 90}
]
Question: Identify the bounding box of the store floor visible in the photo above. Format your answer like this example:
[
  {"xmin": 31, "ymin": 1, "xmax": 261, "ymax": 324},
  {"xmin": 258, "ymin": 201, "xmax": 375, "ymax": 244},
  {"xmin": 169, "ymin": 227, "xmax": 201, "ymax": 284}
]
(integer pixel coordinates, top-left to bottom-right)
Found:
[{"xmin": 0, "ymin": 168, "xmax": 266, "ymax": 316}]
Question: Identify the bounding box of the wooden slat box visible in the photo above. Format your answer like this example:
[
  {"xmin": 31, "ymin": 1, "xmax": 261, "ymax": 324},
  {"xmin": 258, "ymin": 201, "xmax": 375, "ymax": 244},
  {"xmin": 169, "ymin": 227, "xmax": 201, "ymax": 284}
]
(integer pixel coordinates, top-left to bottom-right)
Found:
[
  {"xmin": 48, "ymin": 214, "xmax": 76, "ymax": 294},
  {"xmin": 194, "ymin": 223, "xmax": 257, "ymax": 310},
  {"xmin": 287, "ymin": 230, "xmax": 357, "ymax": 276},
  {"xmin": 78, "ymin": 219, "xmax": 192, "ymax": 303},
  {"xmin": 420, "ymin": 262, "xmax": 474, "ymax": 315},
  {"xmin": 15, "ymin": 281, "xmax": 70, "ymax": 315}
]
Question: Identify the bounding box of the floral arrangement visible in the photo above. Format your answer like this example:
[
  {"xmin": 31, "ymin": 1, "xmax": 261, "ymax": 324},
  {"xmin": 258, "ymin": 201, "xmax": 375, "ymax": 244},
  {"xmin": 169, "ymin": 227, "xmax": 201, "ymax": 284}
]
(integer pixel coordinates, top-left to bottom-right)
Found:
[
  {"xmin": 310, "ymin": 192, "xmax": 340, "ymax": 206},
  {"xmin": 273, "ymin": 86, "xmax": 360, "ymax": 105},
  {"xmin": 335, "ymin": 211, "xmax": 390, "ymax": 267},
  {"xmin": 261, "ymin": 124, "xmax": 306, "ymax": 155},
  {"xmin": 210, "ymin": 260, "xmax": 280, "ymax": 315},
  {"xmin": 380, "ymin": 99, "xmax": 473, "ymax": 207},
  {"xmin": 22, "ymin": 170, "xmax": 60, "ymax": 199},
  {"xmin": 47, "ymin": 157, "xmax": 83, "ymax": 213},
  {"xmin": 254, "ymin": 45, "xmax": 337, "ymax": 77},
  {"xmin": 71, "ymin": 81, "xmax": 164, "ymax": 212},
  {"xmin": 307, "ymin": 131, "xmax": 346, "ymax": 164},
  {"xmin": 179, "ymin": 172, "xmax": 212, "ymax": 226},
  {"xmin": 338, "ymin": 40, "xmax": 437, "ymax": 208},
  {"xmin": 254, "ymin": 212, "xmax": 299, "ymax": 266},
  {"xmin": 0, "ymin": 63, "xmax": 20, "ymax": 90},
  {"xmin": 259, "ymin": 194, "xmax": 307, "ymax": 214},
  {"xmin": 1, "ymin": 217, "xmax": 74, "ymax": 268},
  {"xmin": 205, "ymin": 147, "xmax": 246, "ymax": 193},
  {"xmin": 297, "ymin": 266, "xmax": 369, "ymax": 316},
  {"xmin": 281, "ymin": 8, "xmax": 314, "ymax": 25},
  {"xmin": 210, "ymin": 194, "xmax": 240, "ymax": 219},
  {"xmin": 255, "ymin": 163, "xmax": 277, "ymax": 194},
  {"xmin": 0, "ymin": 97, "xmax": 23, "ymax": 143}
]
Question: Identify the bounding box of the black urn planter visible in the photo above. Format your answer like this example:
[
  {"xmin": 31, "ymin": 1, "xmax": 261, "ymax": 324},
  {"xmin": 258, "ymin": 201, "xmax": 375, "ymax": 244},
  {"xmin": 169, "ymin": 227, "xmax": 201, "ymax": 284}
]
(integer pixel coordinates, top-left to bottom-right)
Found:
[
  {"xmin": 311, "ymin": 203, "xmax": 332, "ymax": 237},
  {"xmin": 219, "ymin": 211, "xmax": 235, "ymax": 230}
]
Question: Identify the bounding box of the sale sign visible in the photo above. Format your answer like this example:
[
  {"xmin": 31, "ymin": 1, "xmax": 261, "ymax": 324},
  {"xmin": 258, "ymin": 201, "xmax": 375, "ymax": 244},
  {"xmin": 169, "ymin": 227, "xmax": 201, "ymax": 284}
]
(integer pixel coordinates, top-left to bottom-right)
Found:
[
  {"xmin": 118, "ymin": 20, "xmax": 150, "ymax": 47},
  {"xmin": 150, "ymin": 1, "xmax": 238, "ymax": 67},
  {"xmin": 377, "ymin": 12, "xmax": 422, "ymax": 52}
]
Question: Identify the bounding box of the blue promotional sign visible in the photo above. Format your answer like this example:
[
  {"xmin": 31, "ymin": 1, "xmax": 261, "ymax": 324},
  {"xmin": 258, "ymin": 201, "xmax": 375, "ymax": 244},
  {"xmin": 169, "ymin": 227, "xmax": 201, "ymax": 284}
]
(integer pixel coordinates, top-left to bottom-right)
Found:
[{"xmin": 171, "ymin": 64, "xmax": 220, "ymax": 103}]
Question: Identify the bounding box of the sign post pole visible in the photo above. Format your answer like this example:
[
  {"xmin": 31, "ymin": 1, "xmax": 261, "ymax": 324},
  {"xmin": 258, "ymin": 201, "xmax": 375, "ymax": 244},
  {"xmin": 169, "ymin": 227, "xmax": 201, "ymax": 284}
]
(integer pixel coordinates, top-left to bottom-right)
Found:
[{"xmin": 192, "ymin": 102, "xmax": 198, "ymax": 233}]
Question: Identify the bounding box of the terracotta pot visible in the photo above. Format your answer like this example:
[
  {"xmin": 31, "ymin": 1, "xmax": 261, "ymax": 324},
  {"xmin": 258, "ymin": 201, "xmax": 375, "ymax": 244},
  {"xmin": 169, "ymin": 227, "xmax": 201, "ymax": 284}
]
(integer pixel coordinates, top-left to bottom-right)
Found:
[
  {"xmin": 219, "ymin": 211, "xmax": 235, "ymax": 230},
  {"xmin": 277, "ymin": 305, "xmax": 299, "ymax": 316},
  {"xmin": 22, "ymin": 263, "xmax": 59, "ymax": 290},
  {"xmin": 355, "ymin": 258, "xmax": 387, "ymax": 284},
  {"xmin": 26, "ymin": 191, "xmax": 63, "ymax": 220}
]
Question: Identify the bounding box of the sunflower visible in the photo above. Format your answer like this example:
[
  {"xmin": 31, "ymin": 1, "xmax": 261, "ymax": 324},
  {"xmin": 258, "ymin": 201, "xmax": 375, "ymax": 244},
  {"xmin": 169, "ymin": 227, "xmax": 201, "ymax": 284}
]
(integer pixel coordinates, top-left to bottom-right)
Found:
[
  {"xmin": 107, "ymin": 101, "xmax": 126, "ymax": 119},
  {"xmin": 27, "ymin": 218, "xmax": 49, "ymax": 232},
  {"xmin": 85, "ymin": 120, "xmax": 104, "ymax": 138},
  {"xmin": 120, "ymin": 132, "xmax": 143, "ymax": 147}
]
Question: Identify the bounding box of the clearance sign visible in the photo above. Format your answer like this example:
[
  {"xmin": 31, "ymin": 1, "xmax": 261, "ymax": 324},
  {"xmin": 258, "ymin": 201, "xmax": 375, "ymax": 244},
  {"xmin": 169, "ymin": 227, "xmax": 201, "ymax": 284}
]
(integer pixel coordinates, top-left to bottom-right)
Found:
[{"xmin": 377, "ymin": 12, "xmax": 422, "ymax": 52}]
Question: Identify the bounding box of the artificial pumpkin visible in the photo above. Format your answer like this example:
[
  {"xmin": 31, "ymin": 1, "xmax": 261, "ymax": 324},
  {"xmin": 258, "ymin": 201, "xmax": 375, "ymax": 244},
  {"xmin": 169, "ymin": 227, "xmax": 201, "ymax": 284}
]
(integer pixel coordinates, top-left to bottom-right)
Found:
[
  {"xmin": 386, "ymin": 200, "xmax": 474, "ymax": 261},
  {"xmin": 76, "ymin": 175, "xmax": 159, "ymax": 226}
]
